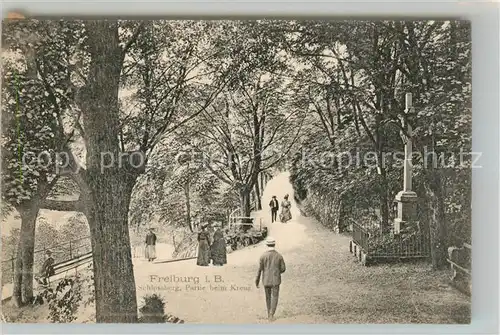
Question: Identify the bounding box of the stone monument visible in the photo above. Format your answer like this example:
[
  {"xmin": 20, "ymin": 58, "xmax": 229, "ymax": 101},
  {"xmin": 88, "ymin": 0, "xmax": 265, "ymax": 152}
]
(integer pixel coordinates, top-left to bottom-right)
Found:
[{"xmin": 393, "ymin": 93, "xmax": 418, "ymax": 234}]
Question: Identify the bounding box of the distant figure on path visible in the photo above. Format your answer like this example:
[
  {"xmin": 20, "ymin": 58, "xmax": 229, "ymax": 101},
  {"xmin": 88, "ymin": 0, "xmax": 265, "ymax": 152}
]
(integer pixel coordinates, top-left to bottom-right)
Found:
[
  {"xmin": 269, "ymin": 195, "xmax": 279, "ymax": 223},
  {"xmin": 210, "ymin": 222, "xmax": 227, "ymax": 266},
  {"xmin": 145, "ymin": 228, "xmax": 157, "ymax": 262},
  {"xmin": 255, "ymin": 237, "xmax": 286, "ymax": 321},
  {"xmin": 36, "ymin": 250, "xmax": 55, "ymax": 286},
  {"xmin": 197, "ymin": 223, "xmax": 211, "ymax": 266},
  {"xmin": 280, "ymin": 194, "xmax": 292, "ymax": 223}
]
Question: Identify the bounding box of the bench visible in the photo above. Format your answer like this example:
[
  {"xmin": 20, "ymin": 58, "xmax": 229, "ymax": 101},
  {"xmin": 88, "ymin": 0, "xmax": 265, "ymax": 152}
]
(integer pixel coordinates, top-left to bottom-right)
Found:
[{"xmin": 447, "ymin": 243, "xmax": 471, "ymax": 295}]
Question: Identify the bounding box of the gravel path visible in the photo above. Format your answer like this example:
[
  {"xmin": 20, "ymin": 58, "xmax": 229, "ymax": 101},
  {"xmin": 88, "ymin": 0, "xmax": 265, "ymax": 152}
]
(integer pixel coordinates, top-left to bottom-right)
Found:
[{"xmin": 133, "ymin": 172, "xmax": 470, "ymax": 324}]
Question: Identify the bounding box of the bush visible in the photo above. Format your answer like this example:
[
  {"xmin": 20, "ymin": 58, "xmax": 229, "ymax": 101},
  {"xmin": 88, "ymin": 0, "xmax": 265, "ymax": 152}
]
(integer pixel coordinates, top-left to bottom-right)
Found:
[
  {"xmin": 37, "ymin": 277, "xmax": 83, "ymax": 323},
  {"xmin": 138, "ymin": 294, "xmax": 166, "ymax": 323}
]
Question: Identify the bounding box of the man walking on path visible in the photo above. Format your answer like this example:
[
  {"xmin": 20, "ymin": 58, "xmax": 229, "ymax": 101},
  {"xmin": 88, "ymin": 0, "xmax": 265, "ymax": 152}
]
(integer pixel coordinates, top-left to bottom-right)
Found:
[
  {"xmin": 269, "ymin": 196, "xmax": 279, "ymax": 223},
  {"xmin": 255, "ymin": 237, "xmax": 286, "ymax": 321}
]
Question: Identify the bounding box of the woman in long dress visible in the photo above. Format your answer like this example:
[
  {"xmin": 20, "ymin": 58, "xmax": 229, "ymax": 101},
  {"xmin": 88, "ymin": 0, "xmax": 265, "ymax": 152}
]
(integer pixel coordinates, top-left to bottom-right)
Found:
[
  {"xmin": 197, "ymin": 223, "xmax": 211, "ymax": 266},
  {"xmin": 144, "ymin": 228, "xmax": 157, "ymax": 262},
  {"xmin": 280, "ymin": 194, "xmax": 292, "ymax": 223},
  {"xmin": 210, "ymin": 222, "xmax": 227, "ymax": 266}
]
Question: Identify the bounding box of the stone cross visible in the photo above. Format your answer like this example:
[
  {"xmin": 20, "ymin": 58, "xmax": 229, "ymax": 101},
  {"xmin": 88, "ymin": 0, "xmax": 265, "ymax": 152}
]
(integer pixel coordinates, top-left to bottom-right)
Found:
[
  {"xmin": 403, "ymin": 93, "xmax": 414, "ymax": 192},
  {"xmin": 393, "ymin": 92, "xmax": 418, "ymax": 234}
]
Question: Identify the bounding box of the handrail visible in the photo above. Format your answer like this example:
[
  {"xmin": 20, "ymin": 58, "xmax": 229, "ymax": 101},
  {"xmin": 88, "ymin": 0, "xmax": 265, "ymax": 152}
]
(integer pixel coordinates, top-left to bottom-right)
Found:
[
  {"xmin": 2, "ymin": 235, "xmax": 91, "ymax": 263},
  {"xmin": 446, "ymin": 259, "xmax": 471, "ymax": 275},
  {"xmin": 54, "ymin": 252, "xmax": 92, "ymax": 270},
  {"xmin": 230, "ymin": 216, "xmax": 255, "ymax": 221},
  {"xmin": 229, "ymin": 208, "xmax": 240, "ymax": 218}
]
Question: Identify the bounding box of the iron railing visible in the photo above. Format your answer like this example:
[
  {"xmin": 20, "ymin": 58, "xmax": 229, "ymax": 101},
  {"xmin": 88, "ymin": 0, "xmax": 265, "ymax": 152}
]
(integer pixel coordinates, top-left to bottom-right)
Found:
[
  {"xmin": 352, "ymin": 222, "xmax": 430, "ymax": 258},
  {"xmin": 228, "ymin": 209, "xmax": 263, "ymax": 231},
  {"xmin": 352, "ymin": 222, "xmax": 370, "ymax": 253}
]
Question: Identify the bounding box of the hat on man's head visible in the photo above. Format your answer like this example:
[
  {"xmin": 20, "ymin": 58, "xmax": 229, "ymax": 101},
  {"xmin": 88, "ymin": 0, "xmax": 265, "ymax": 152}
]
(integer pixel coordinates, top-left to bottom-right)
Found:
[
  {"xmin": 45, "ymin": 250, "xmax": 52, "ymax": 255},
  {"xmin": 265, "ymin": 237, "xmax": 276, "ymax": 246},
  {"xmin": 272, "ymin": 195, "xmax": 276, "ymax": 198},
  {"xmin": 201, "ymin": 222, "xmax": 209, "ymax": 228}
]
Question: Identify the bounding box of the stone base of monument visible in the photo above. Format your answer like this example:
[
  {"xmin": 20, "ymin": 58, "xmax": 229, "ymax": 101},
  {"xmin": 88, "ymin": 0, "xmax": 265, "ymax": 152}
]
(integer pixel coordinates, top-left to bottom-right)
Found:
[{"xmin": 393, "ymin": 190, "xmax": 418, "ymax": 234}]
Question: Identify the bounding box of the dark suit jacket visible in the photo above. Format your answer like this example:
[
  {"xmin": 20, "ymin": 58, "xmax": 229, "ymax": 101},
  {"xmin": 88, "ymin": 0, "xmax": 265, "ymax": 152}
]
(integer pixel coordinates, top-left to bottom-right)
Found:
[
  {"xmin": 41, "ymin": 257, "xmax": 55, "ymax": 277},
  {"xmin": 256, "ymin": 249, "xmax": 286, "ymax": 287},
  {"xmin": 269, "ymin": 199, "xmax": 279, "ymax": 210}
]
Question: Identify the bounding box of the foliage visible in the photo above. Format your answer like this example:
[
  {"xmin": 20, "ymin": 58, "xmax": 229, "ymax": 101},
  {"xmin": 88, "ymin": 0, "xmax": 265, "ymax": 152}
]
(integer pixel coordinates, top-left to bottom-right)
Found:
[
  {"xmin": 59, "ymin": 213, "xmax": 90, "ymax": 245},
  {"xmin": 1, "ymin": 65, "xmax": 59, "ymax": 206},
  {"xmin": 177, "ymin": 21, "xmax": 307, "ymax": 216},
  {"xmin": 37, "ymin": 277, "xmax": 83, "ymax": 323},
  {"xmin": 2, "ymin": 19, "xmax": 472, "ymax": 320},
  {"xmin": 1, "ymin": 228, "xmax": 20, "ymax": 286},
  {"xmin": 138, "ymin": 294, "xmax": 166, "ymax": 323},
  {"xmin": 1, "ymin": 19, "xmax": 83, "ymax": 207},
  {"xmin": 286, "ymin": 21, "xmax": 471, "ymax": 256}
]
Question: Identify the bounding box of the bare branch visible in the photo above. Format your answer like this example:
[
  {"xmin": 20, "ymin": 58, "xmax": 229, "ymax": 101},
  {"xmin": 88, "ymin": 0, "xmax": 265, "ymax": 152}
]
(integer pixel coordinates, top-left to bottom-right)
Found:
[
  {"xmin": 122, "ymin": 22, "xmax": 145, "ymax": 57},
  {"xmin": 260, "ymin": 112, "xmax": 307, "ymax": 172}
]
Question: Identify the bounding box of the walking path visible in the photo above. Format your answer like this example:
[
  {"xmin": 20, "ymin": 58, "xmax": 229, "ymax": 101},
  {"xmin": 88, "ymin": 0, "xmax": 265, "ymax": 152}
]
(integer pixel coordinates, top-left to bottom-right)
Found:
[{"xmin": 132, "ymin": 172, "xmax": 471, "ymax": 324}]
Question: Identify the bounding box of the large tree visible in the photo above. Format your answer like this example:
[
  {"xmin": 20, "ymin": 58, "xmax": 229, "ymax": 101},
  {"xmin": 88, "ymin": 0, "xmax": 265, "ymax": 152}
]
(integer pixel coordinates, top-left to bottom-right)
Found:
[
  {"xmin": 25, "ymin": 20, "xmax": 235, "ymax": 322},
  {"xmin": 1, "ymin": 19, "xmax": 80, "ymax": 305},
  {"xmin": 185, "ymin": 21, "xmax": 307, "ymax": 218}
]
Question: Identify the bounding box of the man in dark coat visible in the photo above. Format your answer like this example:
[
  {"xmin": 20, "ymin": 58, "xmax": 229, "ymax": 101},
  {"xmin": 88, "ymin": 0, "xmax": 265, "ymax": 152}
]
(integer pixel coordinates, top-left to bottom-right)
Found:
[
  {"xmin": 269, "ymin": 196, "xmax": 279, "ymax": 223},
  {"xmin": 37, "ymin": 250, "xmax": 55, "ymax": 286},
  {"xmin": 255, "ymin": 237, "xmax": 286, "ymax": 321}
]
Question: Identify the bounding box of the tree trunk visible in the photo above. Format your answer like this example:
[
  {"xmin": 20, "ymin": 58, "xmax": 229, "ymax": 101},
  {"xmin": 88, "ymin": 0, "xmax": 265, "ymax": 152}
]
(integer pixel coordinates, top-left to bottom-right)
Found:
[
  {"xmin": 254, "ymin": 179, "xmax": 262, "ymax": 210},
  {"xmin": 425, "ymin": 171, "xmax": 448, "ymax": 269},
  {"xmin": 184, "ymin": 181, "xmax": 193, "ymax": 232},
  {"xmin": 240, "ymin": 187, "xmax": 252, "ymax": 220},
  {"xmin": 80, "ymin": 21, "xmax": 141, "ymax": 322},
  {"xmin": 85, "ymin": 173, "xmax": 138, "ymax": 323},
  {"xmin": 12, "ymin": 206, "xmax": 39, "ymax": 306},
  {"xmin": 260, "ymin": 172, "xmax": 265, "ymax": 194},
  {"xmin": 378, "ymin": 168, "xmax": 390, "ymax": 234}
]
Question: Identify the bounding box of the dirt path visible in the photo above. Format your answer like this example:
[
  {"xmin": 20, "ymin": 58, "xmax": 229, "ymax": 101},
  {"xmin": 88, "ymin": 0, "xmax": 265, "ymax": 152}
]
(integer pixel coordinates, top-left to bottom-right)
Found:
[{"xmin": 133, "ymin": 172, "xmax": 470, "ymax": 324}]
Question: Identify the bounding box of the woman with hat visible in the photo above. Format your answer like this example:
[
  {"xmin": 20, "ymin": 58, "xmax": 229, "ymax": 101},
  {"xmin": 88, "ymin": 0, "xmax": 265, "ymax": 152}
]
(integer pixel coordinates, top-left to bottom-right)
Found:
[
  {"xmin": 280, "ymin": 194, "xmax": 292, "ymax": 223},
  {"xmin": 197, "ymin": 223, "xmax": 211, "ymax": 266},
  {"xmin": 210, "ymin": 222, "xmax": 227, "ymax": 266},
  {"xmin": 144, "ymin": 227, "xmax": 157, "ymax": 262}
]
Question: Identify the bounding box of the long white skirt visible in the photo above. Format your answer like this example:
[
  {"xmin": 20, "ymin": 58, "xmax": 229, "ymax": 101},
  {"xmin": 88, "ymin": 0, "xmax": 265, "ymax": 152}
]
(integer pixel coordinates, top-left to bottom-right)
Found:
[{"xmin": 145, "ymin": 245, "xmax": 156, "ymax": 260}]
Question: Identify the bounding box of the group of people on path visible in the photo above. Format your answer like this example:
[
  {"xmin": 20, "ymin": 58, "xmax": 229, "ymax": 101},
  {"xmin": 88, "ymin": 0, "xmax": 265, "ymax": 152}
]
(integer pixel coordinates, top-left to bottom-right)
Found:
[
  {"xmin": 141, "ymin": 207, "xmax": 287, "ymax": 322},
  {"xmin": 269, "ymin": 194, "xmax": 292, "ymax": 223},
  {"xmin": 143, "ymin": 224, "xmax": 227, "ymax": 267},
  {"xmin": 197, "ymin": 221, "xmax": 227, "ymax": 267}
]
